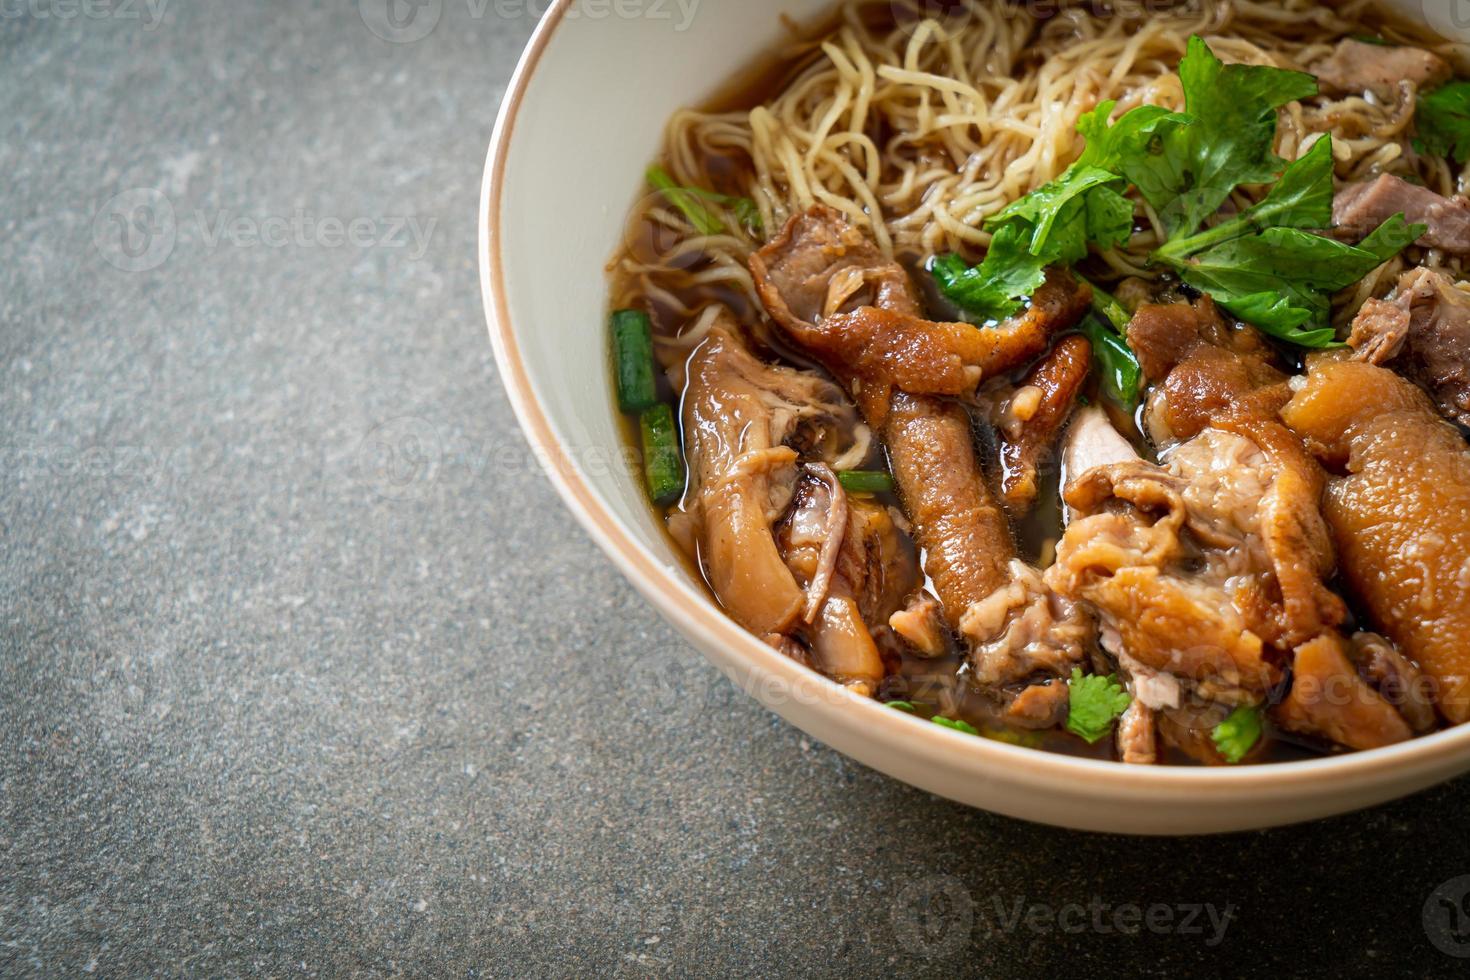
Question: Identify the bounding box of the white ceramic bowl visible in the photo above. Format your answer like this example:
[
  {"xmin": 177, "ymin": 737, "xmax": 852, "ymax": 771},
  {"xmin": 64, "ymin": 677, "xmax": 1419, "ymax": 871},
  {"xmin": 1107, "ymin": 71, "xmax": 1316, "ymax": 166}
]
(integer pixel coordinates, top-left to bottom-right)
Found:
[{"xmin": 481, "ymin": 0, "xmax": 1470, "ymax": 833}]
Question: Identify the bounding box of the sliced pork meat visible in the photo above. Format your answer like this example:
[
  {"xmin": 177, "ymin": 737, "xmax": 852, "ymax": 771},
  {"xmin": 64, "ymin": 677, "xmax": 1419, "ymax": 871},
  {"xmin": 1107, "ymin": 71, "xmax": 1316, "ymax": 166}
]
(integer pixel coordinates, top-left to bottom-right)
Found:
[
  {"xmin": 749, "ymin": 204, "xmax": 921, "ymax": 330},
  {"xmin": 997, "ymin": 334, "xmax": 1092, "ymax": 513},
  {"xmin": 1347, "ymin": 297, "xmax": 1410, "ymax": 363},
  {"xmin": 678, "ymin": 313, "xmax": 867, "ymax": 636},
  {"xmin": 1273, "ymin": 633, "xmax": 1413, "ymax": 752},
  {"xmin": 960, "ymin": 559, "xmax": 1092, "ymax": 688},
  {"xmin": 1348, "ymin": 266, "xmax": 1470, "ymax": 427},
  {"xmin": 1333, "ymin": 174, "xmax": 1470, "ymax": 255},
  {"xmin": 1282, "ymin": 358, "xmax": 1470, "ymax": 724},
  {"xmin": 1047, "ymin": 452, "xmax": 1283, "ymax": 706},
  {"xmin": 1313, "ymin": 38, "xmax": 1450, "ymax": 99},
  {"xmin": 777, "ymin": 465, "xmax": 920, "ymax": 695},
  {"xmin": 751, "ymin": 207, "xmax": 1094, "ymax": 689}
]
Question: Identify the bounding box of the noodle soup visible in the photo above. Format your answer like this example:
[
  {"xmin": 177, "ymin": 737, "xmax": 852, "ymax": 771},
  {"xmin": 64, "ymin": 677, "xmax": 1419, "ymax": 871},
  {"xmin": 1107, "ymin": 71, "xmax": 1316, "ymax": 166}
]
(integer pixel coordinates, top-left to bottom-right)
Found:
[{"xmin": 606, "ymin": 0, "xmax": 1470, "ymax": 765}]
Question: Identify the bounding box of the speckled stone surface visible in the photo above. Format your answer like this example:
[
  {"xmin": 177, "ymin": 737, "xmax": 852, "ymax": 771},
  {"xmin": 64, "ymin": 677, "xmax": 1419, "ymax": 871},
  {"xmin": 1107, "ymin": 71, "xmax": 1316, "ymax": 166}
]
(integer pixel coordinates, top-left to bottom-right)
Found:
[{"xmin": 3, "ymin": 2, "xmax": 1470, "ymax": 976}]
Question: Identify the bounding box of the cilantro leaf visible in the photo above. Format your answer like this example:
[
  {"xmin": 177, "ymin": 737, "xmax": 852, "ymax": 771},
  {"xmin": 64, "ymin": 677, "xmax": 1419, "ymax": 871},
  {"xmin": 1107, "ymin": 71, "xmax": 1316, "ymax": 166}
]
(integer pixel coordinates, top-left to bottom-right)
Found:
[
  {"xmin": 934, "ymin": 106, "xmax": 1160, "ymax": 320},
  {"xmin": 930, "ymin": 225, "xmax": 1049, "ymax": 322},
  {"xmin": 1065, "ymin": 669, "xmax": 1132, "ymax": 744},
  {"xmin": 932, "ymin": 38, "xmax": 1421, "ymax": 351},
  {"xmin": 987, "ymin": 165, "xmax": 1124, "ymax": 251},
  {"xmin": 1075, "ymin": 100, "xmax": 1192, "ymax": 173},
  {"xmin": 1212, "ymin": 705, "xmax": 1263, "ymax": 763},
  {"xmin": 1356, "ymin": 213, "xmax": 1427, "ymax": 262},
  {"xmin": 1155, "ymin": 135, "xmax": 1337, "ymax": 261},
  {"xmin": 1134, "ymin": 36, "xmax": 1317, "ymax": 236},
  {"xmin": 1416, "ymin": 81, "xmax": 1470, "ymax": 162}
]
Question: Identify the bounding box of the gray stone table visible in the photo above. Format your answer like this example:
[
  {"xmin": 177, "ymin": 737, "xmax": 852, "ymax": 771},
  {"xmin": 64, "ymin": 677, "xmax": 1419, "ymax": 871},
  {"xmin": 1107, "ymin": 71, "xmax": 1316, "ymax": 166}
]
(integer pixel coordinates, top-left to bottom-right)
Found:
[{"xmin": 3, "ymin": 1, "xmax": 1470, "ymax": 975}]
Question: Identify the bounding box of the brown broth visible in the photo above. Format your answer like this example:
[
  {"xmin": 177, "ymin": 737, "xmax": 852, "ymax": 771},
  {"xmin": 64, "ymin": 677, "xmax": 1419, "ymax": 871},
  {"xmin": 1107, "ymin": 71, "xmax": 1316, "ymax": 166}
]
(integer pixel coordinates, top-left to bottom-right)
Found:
[{"xmin": 606, "ymin": 1, "xmax": 1450, "ymax": 765}]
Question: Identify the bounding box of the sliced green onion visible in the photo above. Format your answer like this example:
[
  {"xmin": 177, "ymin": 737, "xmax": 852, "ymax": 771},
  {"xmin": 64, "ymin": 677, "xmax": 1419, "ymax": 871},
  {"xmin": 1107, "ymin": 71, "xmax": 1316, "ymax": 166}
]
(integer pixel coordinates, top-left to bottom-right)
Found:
[
  {"xmin": 886, "ymin": 701, "xmax": 918, "ymax": 713},
  {"xmin": 612, "ymin": 309, "xmax": 658, "ymax": 413},
  {"xmin": 646, "ymin": 165, "xmax": 727, "ymax": 236},
  {"xmin": 1084, "ymin": 277, "xmax": 1132, "ymax": 331},
  {"xmin": 1078, "ymin": 315, "xmax": 1143, "ymax": 410},
  {"xmin": 932, "ymin": 716, "xmax": 981, "ymax": 736},
  {"xmin": 639, "ymin": 403, "xmax": 685, "ymax": 507},
  {"xmin": 646, "ymin": 165, "xmax": 762, "ymax": 235},
  {"xmin": 1211, "ymin": 706, "xmax": 1264, "ymax": 764},
  {"xmin": 837, "ymin": 470, "xmax": 895, "ymax": 494}
]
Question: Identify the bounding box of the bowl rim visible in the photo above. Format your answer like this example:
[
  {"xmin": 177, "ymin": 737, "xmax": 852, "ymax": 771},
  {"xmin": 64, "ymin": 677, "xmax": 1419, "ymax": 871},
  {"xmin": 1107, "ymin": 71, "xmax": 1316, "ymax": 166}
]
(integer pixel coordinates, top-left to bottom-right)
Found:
[{"xmin": 479, "ymin": 0, "xmax": 1470, "ymax": 798}]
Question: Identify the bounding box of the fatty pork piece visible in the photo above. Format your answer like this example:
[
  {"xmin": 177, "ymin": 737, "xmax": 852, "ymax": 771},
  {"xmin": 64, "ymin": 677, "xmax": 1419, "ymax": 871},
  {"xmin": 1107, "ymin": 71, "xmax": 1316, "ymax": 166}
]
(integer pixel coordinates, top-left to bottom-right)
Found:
[
  {"xmin": 1047, "ymin": 432, "xmax": 1287, "ymax": 708},
  {"xmin": 1333, "ymin": 174, "xmax": 1470, "ymax": 255},
  {"xmin": 1312, "ymin": 38, "xmax": 1450, "ymax": 100},
  {"xmin": 776, "ymin": 464, "xmax": 920, "ymax": 696},
  {"xmin": 749, "ymin": 207, "xmax": 1097, "ymax": 687},
  {"xmin": 677, "ymin": 312, "xmax": 868, "ymax": 638},
  {"xmin": 1126, "ymin": 296, "xmax": 1289, "ymax": 447},
  {"xmin": 1348, "ymin": 267, "xmax": 1470, "ymax": 427},
  {"xmin": 1124, "ymin": 298, "xmax": 1348, "ymax": 648},
  {"xmin": 1282, "ymin": 358, "xmax": 1470, "ymax": 725}
]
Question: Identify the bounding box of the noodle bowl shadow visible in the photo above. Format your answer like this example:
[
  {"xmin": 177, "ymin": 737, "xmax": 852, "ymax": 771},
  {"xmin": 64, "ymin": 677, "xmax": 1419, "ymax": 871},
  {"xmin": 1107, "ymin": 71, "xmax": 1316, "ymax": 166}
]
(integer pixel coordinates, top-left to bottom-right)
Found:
[{"xmin": 480, "ymin": 0, "xmax": 1470, "ymax": 833}]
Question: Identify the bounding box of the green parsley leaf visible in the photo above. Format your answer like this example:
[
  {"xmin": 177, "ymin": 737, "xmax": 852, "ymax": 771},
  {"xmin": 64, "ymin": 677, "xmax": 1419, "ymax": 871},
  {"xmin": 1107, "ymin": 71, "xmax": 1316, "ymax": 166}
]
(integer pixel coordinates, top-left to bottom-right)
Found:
[
  {"xmin": 930, "ymin": 225, "xmax": 1049, "ymax": 322},
  {"xmin": 987, "ymin": 165, "xmax": 1125, "ymax": 252},
  {"xmin": 1416, "ymin": 81, "xmax": 1470, "ymax": 162},
  {"xmin": 1135, "ymin": 36, "xmax": 1317, "ymax": 237},
  {"xmin": 1155, "ymin": 136, "xmax": 1337, "ymax": 261},
  {"xmin": 1075, "ymin": 100, "xmax": 1192, "ymax": 174},
  {"xmin": 1065, "ymin": 669, "xmax": 1132, "ymax": 744},
  {"xmin": 1212, "ymin": 706, "xmax": 1264, "ymax": 763},
  {"xmin": 1168, "ymin": 214, "xmax": 1426, "ymax": 346},
  {"xmin": 932, "ymin": 716, "xmax": 981, "ymax": 736},
  {"xmin": 1356, "ymin": 213, "xmax": 1427, "ymax": 262}
]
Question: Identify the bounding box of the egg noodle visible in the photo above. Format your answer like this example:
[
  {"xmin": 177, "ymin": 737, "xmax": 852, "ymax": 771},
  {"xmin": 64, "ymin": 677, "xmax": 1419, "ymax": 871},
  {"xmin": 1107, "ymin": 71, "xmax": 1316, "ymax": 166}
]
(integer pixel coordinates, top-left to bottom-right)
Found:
[{"xmin": 611, "ymin": 0, "xmax": 1466, "ymax": 333}]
